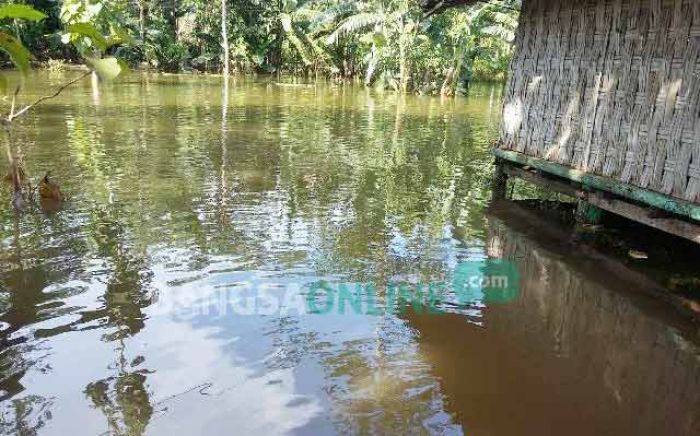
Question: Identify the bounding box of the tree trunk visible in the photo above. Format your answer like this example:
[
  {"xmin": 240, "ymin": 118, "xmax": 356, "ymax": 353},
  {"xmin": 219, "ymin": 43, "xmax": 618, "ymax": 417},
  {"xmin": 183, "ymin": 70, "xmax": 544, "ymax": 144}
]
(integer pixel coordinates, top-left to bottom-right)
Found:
[
  {"xmin": 271, "ymin": 21, "xmax": 283, "ymax": 74},
  {"xmin": 441, "ymin": 66, "xmax": 455, "ymax": 96},
  {"xmin": 399, "ymin": 36, "xmax": 408, "ymax": 93},
  {"xmin": 221, "ymin": 0, "xmax": 230, "ymax": 76},
  {"xmin": 163, "ymin": 0, "xmax": 178, "ymax": 39},
  {"xmin": 3, "ymin": 127, "xmax": 23, "ymax": 210},
  {"xmin": 138, "ymin": 1, "xmax": 146, "ymax": 42},
  {"xmin": 441, "ymin": 47, "xmax": 465, "ymax": 97}
]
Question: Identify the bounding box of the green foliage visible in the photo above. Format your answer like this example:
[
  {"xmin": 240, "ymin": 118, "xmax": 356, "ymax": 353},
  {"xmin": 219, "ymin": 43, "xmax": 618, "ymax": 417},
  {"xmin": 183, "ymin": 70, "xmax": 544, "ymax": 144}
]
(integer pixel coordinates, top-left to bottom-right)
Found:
[
  {"xmin": 0, "ymin": 32, "xmax": 32, "ymax": 73},
  {"xmin": 0, "ymin": 3, "xmax": 47, "ymax": 75},
  {"xmin": 3, "ymin": 0, "xmax": 519, "ymax": 93},
  {"xmin": 85, "ymin": 56, "xmax": 122, "ymax": 81},
  {"xmin": 66, "ymin": 22, "xmax": 109, "ymax": 51},
  {"xmin": 0, "ymin": 2, "xmax": 131, "ymax": 97},
  {"xmin": 0, "ymin": 4, "xmax": 47, "ymax": 21}
]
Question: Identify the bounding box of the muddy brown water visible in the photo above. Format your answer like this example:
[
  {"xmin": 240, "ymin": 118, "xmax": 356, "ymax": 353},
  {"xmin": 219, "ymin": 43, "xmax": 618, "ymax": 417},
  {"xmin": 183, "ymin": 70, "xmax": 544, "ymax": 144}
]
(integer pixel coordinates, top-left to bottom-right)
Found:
[{"xmin": 0, "ymin": 72, "xmax": 698, "ymax": 435}]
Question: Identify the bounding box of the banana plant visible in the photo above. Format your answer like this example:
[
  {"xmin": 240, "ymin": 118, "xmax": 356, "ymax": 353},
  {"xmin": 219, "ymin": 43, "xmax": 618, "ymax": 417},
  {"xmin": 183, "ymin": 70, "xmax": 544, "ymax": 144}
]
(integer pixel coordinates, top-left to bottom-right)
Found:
[
  {"xmin": 325, "ymin": 0, "xmax": 420, "ymax": 89},
  {"xmin": 278, "ymin": 0, "xmax": 328, "ymax": 70},
  {"xmin": 438, "ymin": 4, "xmax": 484, "ymax": 95}
]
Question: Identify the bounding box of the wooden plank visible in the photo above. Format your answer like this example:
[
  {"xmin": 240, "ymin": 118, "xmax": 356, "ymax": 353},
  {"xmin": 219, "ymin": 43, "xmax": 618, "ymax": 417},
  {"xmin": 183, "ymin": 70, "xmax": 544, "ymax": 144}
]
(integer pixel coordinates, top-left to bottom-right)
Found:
[
  {"xmin": 498, "ymin": 159, "xmax": 700, "ymax": 243},
  {"xmin": 494, "ymin": 149, "xmax": 587, "ymax": 182},
  {"xmin": 494, "ymin": 148, "xmax": 700, "ymax": 222},
  {"xmin": 502, "ymin": 165, "xmax": 585, "ymax": 199},
  {"xmin": 587, "ymin": 194, "xmax": 700, "ymax": 244},
  {"xmin": 576, "ymin": 200, "xmax": 605, "ymax": 225},
  {"xmin": 492, "ymin": 158, "xmax": 508, "ymax": 200}
]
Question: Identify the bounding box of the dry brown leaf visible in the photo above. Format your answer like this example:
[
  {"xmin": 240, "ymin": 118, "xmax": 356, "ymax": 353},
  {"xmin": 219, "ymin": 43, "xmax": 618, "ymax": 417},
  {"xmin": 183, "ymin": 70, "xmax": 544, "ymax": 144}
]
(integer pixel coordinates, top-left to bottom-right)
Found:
[{"xmin": 38, "ymin": 173, "xmax": 64, "ymax": 201}]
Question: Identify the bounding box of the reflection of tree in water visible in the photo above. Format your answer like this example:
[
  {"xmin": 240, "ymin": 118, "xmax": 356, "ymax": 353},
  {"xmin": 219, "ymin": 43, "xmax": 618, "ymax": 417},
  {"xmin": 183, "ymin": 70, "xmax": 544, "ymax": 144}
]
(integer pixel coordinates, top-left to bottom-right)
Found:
[
  {"xmin": 262, "ymin": 99, "xmax": 474, "ymax": 431},
  {"xmin": 76, "ymin": 206, "xmax": 156, "ymax": 435},
  {"xmin": 270, "ymin": 93, "xmax": 493, "ymax": 282},
  {"xmin": 324, "ymin": 317, "xmax": 456, "ymax": 434},
  {"xmin": 0, "ymin": 207, "xmax": 156, "ymax": 434},
  {"xmin": 262, "ymin": 287, "xmax": 458, "ymax": 433},
  {"xmin": 0, "ymin": 395, "xmax": 54, "ymax": 436},
  {"xmin": 85, "ymin": 370, "xmax": 153, "ymax": 436},
  {"xmin": 77, "ymin": 206, "xmax": 154, "ymax": 339},
  {"xmin": 0, "ymin": 76, "xmax": 500, "ymax": 434},
  {"xmin": 0, "ymin": 210, "xmax": 87, "ymax": 429},
  {"xmin": 0, "ymin": 265, "xmax": 54, "ymax": 401}
]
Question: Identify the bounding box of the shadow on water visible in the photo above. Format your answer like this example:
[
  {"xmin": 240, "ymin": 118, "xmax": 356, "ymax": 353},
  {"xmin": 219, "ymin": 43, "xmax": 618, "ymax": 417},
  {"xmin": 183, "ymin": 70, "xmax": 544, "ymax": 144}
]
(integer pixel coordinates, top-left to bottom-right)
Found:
[{"xmin": 407, "ymin": 202, "xmax": 700, "ymax": 436}]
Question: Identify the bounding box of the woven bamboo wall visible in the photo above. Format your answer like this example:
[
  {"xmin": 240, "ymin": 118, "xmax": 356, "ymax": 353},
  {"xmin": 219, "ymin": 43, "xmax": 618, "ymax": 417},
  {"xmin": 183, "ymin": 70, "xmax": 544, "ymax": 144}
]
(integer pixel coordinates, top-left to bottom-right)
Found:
[{"xmin": 500, "ymin": 0, "xmax": 700, "ymax": 203}]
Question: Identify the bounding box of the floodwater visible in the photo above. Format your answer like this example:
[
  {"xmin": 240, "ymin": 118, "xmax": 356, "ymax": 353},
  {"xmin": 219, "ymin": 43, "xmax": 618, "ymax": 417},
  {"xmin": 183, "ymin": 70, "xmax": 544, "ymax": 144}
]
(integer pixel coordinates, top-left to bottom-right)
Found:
[{"xmin": 0, "ymin": 71, "xmax": 698, "ymax": 435}]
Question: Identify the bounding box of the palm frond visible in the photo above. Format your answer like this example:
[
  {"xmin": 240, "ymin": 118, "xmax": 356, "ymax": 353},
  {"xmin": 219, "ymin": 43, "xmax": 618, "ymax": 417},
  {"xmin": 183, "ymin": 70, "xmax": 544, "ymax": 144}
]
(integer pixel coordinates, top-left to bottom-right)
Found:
[
  {"xmin": 310, "ymin": 0, "xmax": 360, "ymax": 31},
  {"xmin": 292, "ymin": 6, "xmax": 322, "ymax": 22},
  {"xmin": 326, "ymin": 12, "xmax": 383, "ymax": 45},
  {"xmin": 281, "ymin": 13, "xmax": 311, "ymax": 65}
]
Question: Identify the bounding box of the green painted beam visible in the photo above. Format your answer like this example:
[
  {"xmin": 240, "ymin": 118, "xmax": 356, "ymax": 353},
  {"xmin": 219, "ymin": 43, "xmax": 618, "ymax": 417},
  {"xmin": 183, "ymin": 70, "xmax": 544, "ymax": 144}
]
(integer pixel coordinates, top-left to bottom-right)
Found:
[
  {"xmin": 576, "ymin": 200, "xmax": 604, "ymax": 225},
  {"xmin": 493, "ymin": 148, "xmax": 700, "ymax": 222}
]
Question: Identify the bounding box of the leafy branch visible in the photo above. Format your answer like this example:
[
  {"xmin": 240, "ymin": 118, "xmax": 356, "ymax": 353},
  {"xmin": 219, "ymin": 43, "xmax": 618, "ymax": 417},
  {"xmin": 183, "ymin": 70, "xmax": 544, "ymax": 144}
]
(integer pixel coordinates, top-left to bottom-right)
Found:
[
  {"xmin": 0, "ymin": 3, "xmax": 130, "ymax": 210},
  {"xmin": 5, "ymin": 70, "xmax": 91, "ymax": 123}
]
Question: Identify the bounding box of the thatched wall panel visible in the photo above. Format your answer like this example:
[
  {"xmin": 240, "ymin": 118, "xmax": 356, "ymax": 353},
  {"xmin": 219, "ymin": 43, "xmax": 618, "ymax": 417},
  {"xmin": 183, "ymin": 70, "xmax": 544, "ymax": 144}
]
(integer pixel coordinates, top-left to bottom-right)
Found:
[{"xmin": 501, "ymin": 0, "xmax": 700, "ymax": 203}]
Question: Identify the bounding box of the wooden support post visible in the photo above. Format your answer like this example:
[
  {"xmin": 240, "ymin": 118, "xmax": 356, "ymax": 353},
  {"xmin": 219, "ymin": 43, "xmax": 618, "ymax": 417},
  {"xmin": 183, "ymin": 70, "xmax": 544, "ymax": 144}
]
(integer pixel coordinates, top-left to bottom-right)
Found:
[
  {"xmin": 502, "ymin": 165, "xmax": 585, "ymax": 199},
  {"xmin": 493, "ymin": 148, "xmax": 700, "ymax": 222},
  {"xmin": 576, "ymin": 200, "xmax": 604, "ymax": 225},
  {"xmin": 491, "ymin": 148, "xmax": 700, "ymax": 243},
  {"xmin": 492, "ymin": 158, "xmax": 508, "ymax": 201},
  {"xmin": 587, "ymin": 193, "xmax": 700, "ymax": 243}
]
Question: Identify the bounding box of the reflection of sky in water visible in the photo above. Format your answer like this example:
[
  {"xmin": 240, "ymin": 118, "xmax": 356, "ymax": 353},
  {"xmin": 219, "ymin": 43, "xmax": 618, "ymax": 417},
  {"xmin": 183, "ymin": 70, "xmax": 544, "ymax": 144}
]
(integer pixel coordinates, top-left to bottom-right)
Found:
[
  {"xmin": 26, "ymin": 256, "xmax": 473, "ymax": 433},
  {"xmin": 28, "ymin": 202, "xmax": 488, "ymax": 433},
  {"xmin": 136, "ymin": 235, "xmax": 475, "ymax": 434},
  {"xmin": 4, "ymin": 235, "xmax": 477, "ymax": 434},
  {"xmin": 0, "ymin": 73, "xmax": 501, "ymax": 435}
]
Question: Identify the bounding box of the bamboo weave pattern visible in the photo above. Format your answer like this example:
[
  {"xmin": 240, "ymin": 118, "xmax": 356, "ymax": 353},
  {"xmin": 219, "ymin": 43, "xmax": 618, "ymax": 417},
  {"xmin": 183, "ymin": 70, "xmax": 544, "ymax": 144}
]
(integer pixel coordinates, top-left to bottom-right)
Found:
[{"xmin": 501, "ymin": 0, "xmax": 700, "ymax": 203}]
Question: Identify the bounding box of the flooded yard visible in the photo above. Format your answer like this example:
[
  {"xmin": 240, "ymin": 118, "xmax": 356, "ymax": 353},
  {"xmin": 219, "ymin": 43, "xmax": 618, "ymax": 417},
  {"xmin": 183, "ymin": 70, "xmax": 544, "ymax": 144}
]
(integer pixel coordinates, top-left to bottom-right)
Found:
[{"xmin": 0, "ymin": 72, "xmax": 698, "ymax": 435}]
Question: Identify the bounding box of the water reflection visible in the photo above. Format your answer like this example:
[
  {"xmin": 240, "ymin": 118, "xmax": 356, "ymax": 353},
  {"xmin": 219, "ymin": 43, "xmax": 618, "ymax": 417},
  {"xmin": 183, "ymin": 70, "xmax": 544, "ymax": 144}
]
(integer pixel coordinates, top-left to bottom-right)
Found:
[
  {"xmin": 0, "ymin": 72, "xmax": 697, "ymax": 435},
  {"xmin": 85, "ymin": 370, "xmax": 153, "ymax": 436},
  {"xmin": 0, "ymin": 395, "xmax": 53, "ymax": 436},
  {"xmin": 407, "ymin": 203, "xmax": 700, "ymax": 435}
]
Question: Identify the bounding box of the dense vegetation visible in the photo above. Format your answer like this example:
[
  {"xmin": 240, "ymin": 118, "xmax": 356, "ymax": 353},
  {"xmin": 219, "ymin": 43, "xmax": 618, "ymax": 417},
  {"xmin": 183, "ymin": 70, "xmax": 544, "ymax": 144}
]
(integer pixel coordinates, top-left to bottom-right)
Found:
[{"xmin": 6, "ymin": 0, "xmax": 519, "ymax": 95}]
